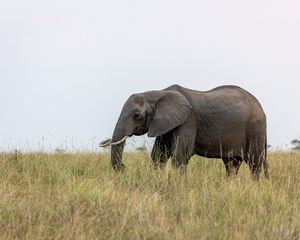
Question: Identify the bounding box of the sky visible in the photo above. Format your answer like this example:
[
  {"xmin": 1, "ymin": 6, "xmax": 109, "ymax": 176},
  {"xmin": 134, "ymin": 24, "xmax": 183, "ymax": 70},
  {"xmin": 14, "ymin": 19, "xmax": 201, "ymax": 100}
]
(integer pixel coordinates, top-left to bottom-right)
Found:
[{"xmin": 0, "ymin": 0, "xmax": 300, "ymax": 151}]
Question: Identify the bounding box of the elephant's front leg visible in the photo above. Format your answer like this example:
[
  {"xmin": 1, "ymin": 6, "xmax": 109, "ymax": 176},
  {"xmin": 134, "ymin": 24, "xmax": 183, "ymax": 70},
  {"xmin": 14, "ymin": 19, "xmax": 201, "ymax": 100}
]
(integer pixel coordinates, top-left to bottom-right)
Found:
[
  {"xmin": 151, "ymin": 136, "xmax": 171, "ymax": 169},
  {"xmin": 170, "ymin": 123, "xmax": 196, "ymax": 173},
  {"xmin": 223, "ymin": 157, "xmax": 242, "ymax": 177}
]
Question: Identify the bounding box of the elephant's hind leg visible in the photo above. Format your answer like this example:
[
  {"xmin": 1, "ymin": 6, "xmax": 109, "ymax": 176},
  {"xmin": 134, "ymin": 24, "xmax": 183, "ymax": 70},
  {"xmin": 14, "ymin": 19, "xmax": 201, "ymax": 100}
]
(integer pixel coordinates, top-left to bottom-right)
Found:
[
  {"xmin": 246, "ymin": 124, "xmax": 267, "ymax": 180},
  {"xmin": 246, "ymin": 145, "xmax": 265, "ymax": 181},
  {"xmin": 249, "ymin": 155, "xmax": 263, "ymax": 180}
]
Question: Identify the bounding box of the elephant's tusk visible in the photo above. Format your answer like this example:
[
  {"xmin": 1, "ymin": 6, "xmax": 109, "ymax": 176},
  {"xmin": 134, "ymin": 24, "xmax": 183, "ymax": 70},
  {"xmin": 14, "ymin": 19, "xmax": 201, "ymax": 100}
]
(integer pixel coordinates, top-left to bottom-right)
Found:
[
  {"xmin": 110, "ymin": 136, "xmax": 128, "ymax": 145},
  {"xmin": 98, "ymin": 136, "xmax": 128, "ymax": 147},
  {"xmin": 99, "ymin": 139, "xmax": 112, "ymax": 147}
]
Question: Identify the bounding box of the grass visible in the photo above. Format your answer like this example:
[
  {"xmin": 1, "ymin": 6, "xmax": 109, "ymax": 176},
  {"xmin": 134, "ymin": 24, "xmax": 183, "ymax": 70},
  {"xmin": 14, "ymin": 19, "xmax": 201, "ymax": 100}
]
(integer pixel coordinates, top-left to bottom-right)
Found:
[{"xmin": 0, "ymin": 150, "xmax": 299, "ymax": 240}]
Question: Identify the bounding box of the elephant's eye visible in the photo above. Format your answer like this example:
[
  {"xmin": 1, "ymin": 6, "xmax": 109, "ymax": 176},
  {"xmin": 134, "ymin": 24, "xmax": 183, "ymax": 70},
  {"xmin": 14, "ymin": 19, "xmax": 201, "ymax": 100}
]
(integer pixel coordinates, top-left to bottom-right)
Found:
[{"xmin": 133, "ymin": 111, "xmax": 144, "ymax": 121}]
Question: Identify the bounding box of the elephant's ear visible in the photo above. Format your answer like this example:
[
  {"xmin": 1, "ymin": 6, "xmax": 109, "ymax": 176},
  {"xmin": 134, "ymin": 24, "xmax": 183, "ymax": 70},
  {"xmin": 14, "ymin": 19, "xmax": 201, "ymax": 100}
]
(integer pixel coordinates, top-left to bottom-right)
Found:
[{"xmin": 148, "ymin": 91, "xmax": 192, "ymax": 137}]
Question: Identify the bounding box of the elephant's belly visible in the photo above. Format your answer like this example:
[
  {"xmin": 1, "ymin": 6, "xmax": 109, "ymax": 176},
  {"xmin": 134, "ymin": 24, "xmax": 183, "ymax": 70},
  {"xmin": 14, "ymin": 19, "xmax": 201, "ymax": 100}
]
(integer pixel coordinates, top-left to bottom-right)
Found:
[{"xmin": 194, "ymin": 138, "xmax": 247, "ymax": 159}]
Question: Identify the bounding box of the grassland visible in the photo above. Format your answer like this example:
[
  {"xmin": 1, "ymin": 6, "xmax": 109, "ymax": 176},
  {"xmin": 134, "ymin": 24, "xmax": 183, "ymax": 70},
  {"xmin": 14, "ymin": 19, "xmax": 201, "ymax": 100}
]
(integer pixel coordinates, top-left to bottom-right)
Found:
[{"xmin": 0, "ymin": 150, "xmax": 299, "ymax": 240}]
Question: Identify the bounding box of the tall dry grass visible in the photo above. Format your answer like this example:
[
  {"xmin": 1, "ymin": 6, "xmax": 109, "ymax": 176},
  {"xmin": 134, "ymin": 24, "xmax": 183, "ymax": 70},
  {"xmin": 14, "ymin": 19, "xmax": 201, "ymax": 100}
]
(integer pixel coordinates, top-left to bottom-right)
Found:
[{"xmin": 0, "ymin": 151, "xmax": 299, "ymax": 239}]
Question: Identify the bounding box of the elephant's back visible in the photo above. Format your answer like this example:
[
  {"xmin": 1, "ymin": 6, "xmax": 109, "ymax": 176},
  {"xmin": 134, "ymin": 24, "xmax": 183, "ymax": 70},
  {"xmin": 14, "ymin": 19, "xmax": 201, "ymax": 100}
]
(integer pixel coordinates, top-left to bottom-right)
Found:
[
  {"xmin": 165, "ymin": 84, "xmax": 266, "ymax": 122},
  {"xmin": 209, "ymin": 85, "xmax": 263, "ymax": 108},
  {"xmin": 206, "ymin": 85, "xmax": 266, "ymax": 120}
]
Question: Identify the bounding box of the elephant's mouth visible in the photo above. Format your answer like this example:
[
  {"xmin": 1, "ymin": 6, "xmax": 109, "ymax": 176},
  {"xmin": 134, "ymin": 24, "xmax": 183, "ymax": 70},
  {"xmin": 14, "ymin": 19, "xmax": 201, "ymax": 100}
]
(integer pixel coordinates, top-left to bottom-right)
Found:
[{"xmin": 134, "ymin": 127, "xmax": 148, "ymax": 136}]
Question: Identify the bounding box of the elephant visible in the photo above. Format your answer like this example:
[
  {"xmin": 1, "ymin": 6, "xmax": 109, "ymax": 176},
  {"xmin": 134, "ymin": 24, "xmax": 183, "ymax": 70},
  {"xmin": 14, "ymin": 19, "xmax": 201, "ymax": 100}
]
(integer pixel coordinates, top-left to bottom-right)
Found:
[{"xmin": 100, "ymin": 84, "xmax": 269, "ymax": 180}]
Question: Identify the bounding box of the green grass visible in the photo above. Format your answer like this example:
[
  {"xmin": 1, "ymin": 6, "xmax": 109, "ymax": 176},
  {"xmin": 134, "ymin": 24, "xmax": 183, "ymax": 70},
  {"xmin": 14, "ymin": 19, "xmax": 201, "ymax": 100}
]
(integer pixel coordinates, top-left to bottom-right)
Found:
[{"xmin": 0, "ymin": 151, "xmax": 299, "ymax": 239}]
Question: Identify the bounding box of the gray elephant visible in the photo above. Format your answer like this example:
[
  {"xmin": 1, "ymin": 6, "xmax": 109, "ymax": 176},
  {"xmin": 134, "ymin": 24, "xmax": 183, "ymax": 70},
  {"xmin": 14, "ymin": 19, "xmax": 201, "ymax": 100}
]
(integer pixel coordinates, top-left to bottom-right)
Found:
[{"xmin": 100, "ymin": 84, "xmax": 269, "ymax": 180}]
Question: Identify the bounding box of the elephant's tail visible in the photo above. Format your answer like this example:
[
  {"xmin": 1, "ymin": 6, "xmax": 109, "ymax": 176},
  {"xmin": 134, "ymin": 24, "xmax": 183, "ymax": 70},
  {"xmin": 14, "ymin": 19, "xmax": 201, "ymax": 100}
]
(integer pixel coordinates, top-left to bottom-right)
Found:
[{"xmin": 263, "ymin": 137, "xmax": 269, "ymax": 179}]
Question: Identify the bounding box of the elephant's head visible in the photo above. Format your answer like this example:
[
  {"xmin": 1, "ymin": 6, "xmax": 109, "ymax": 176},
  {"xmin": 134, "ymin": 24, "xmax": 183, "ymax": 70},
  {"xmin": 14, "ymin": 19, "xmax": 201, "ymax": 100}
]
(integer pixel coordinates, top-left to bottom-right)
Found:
[{"xmin": 100, "ymin": 90, "xmax": 192, "ymax": 170}]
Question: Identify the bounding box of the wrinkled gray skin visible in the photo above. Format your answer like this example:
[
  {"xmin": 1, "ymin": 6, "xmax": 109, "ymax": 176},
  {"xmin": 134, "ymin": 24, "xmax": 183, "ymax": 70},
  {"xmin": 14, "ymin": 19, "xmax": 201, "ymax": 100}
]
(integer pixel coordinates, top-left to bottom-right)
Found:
[{"xmin": 110, "ymin": 84, "xmax": 269, "ymax": 180}]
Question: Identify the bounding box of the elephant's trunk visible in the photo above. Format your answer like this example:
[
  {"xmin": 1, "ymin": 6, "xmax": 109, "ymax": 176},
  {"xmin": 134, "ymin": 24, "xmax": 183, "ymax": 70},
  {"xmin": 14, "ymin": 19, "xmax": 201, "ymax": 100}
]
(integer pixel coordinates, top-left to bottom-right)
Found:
[
  {"xmin": 110, "ymin": 122, "xmax": 128, "ymax": 171},
  {"xmin": 111, "ymin": 141, "xmax": 126, "ymax": 171}
]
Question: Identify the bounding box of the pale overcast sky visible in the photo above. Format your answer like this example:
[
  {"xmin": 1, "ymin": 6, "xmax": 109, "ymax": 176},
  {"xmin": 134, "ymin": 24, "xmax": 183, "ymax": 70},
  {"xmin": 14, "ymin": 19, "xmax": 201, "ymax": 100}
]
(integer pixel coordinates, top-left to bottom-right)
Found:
[{"xmin": 0, "ymin": 0, "xmax": 299, "ymax": 151}]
